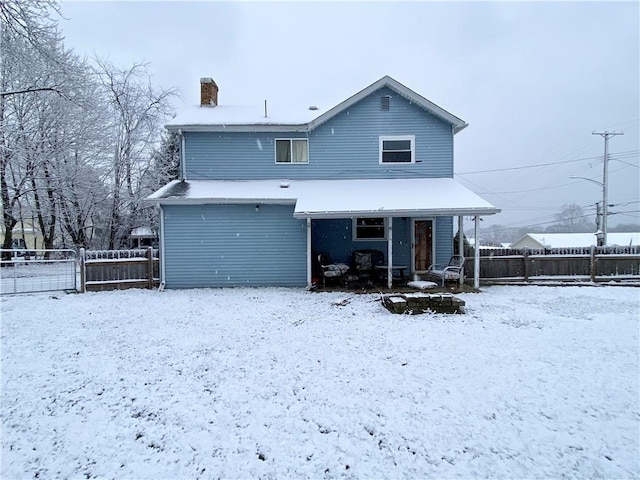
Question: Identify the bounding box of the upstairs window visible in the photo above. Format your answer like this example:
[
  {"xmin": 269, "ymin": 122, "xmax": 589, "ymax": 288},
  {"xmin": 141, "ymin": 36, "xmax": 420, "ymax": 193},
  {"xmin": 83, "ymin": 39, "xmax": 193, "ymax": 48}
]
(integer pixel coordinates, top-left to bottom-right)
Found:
[
  {"xmin": 354, "ymin": 217, "xmax": 387, "ymax": 240},
  {"xmin": 379, "ymin": 135, "xmax": 415, "ymax": 164},
  {"xmin": 275, "ymin": 139, "xmax": 308, "ymax": 164}
]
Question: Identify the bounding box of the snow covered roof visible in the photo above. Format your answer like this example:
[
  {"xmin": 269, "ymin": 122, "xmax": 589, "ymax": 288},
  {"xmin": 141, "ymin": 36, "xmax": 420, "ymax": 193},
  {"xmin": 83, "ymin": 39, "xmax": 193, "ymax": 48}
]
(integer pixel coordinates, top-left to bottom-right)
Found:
[
  {"xmin": 512, "ymin": 232, "xmax": 640, "ymax": 248},
  {"xmin": 166, "ymin": 76, "xmax": 467, "ymax": 133},
  {"xmin": 130, "ymin": 226, "xmax": 155, "ymax": 238},
  {"xmin": 147, "ymin": 178, "xmax": 500, "ymax": 218}
]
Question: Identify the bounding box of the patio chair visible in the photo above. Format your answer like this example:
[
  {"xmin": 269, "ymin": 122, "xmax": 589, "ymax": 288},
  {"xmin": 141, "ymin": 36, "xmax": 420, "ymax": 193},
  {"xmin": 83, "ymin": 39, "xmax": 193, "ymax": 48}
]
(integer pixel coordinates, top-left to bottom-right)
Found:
[
  {"xmin": 427, "ymin": 255, "xmax": 465, "ymax": 287},
  {"xmin": 352, "ymin": 249, "xmax": 385, "ymax": 283},
  {"xmin": 317, "ymin": 254, "xmax": 349, "ymax": 286}
]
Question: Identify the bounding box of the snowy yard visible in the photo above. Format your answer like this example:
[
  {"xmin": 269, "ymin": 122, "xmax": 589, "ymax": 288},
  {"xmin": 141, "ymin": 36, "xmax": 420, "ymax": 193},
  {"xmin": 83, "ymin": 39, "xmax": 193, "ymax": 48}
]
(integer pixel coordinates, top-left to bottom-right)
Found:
[{"xmin": 1, "ymin": 285, "xmax": 638, "ymax": 479}]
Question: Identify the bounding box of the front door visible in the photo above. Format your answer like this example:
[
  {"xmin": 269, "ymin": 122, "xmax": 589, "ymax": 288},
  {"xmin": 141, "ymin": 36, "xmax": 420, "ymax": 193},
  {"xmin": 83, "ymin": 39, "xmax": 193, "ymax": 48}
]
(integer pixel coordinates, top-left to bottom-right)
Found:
[{"xmin": 413, "ymin": 220, "xmax": 433, "ymax": 272}]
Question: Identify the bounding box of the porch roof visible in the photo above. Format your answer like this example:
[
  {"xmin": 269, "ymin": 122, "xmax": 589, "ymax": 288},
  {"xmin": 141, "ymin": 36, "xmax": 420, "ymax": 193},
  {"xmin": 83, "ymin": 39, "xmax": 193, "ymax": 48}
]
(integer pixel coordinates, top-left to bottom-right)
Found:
[{"xmin": 147, "ymin": 178, "xmax": 501, "ymax": 218}]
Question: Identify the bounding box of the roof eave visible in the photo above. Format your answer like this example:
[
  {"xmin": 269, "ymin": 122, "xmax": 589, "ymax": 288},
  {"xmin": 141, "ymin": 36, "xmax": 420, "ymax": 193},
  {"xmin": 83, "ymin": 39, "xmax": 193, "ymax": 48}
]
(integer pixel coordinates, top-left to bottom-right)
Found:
[
  {"xmin": 146, "ymin": 197, "xmax": 298, "ymax": 206},
  {"xmin": 293, "ymin": 207, "xmax": 501, "ymax": 219},
  {"xmin": 165, "ymin": 123, "xmax": 310, "ymax": 133}
]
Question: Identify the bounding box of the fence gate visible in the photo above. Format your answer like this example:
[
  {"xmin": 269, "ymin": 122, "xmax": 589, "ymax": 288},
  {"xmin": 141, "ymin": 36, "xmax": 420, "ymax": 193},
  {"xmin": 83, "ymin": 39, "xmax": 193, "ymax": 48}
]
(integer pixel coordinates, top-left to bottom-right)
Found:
[{"xmin": 0, "ymin": 249, "xmax": 78, "ymax": 295}]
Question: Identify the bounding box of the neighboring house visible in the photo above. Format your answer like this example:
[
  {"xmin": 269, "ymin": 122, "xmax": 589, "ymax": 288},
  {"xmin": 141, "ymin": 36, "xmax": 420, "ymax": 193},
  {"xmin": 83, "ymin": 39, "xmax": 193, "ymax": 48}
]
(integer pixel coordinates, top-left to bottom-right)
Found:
[
  {"xmin": 467, "ymin": 238, "xmax": 511, "ymax": 250},
  {"xmin": 0, "ymin": 222, "xmax": 43, "ymax": 252},
  {"xmin": 148, "ymin": 76, "xmax": 500, "ymax": 288},
  {"xmin": 510, "ymin": 232, "xmax": 640, "ymax": 249}
]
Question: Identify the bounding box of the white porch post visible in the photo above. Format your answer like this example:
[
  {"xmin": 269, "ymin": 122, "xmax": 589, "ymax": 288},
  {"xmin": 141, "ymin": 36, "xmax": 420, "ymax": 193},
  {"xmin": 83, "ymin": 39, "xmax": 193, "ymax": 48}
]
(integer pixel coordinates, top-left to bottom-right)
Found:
[
  {"xmin": 474, "ymin": 215, "xmax": 480, "ymax": 289},
  {"xmin": 306, "ymin": 218, "xmax": 312, "ymax": 288},
  {"xmin": 458, "ymin": 215, "xmax": 464, "ymax": 287},
  {"xmin": 387, "ymin": 217, "xmax": 393, "ymax": 289}
]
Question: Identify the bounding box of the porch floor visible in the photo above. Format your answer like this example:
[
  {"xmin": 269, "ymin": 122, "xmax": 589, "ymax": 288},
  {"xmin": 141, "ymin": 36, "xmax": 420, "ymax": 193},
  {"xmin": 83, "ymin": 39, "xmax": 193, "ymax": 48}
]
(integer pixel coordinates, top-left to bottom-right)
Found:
[{"xmin": 310, "ymin": 280, "xmax": 479, "ymax": 295}]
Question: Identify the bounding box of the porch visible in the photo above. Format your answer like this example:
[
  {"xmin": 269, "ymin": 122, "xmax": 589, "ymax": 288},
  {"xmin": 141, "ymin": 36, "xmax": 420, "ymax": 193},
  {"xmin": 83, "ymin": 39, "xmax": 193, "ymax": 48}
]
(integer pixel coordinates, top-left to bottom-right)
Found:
[{"xmin": 304, "ymin": 214, "xmax": 490, "ymax": 291}]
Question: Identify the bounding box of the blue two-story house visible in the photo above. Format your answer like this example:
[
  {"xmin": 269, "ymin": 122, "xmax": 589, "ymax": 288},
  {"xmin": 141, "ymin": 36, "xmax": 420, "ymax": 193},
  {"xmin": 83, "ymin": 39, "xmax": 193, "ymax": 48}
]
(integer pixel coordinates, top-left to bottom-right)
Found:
[{"xmin": 148, "ymin": 76, "xmax": 500, "ymax": 289}]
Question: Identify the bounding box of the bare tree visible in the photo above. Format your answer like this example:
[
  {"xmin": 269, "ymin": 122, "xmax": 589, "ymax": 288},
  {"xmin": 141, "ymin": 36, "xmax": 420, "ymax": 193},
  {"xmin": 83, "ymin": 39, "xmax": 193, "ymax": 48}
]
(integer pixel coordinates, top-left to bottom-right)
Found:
[
  {"xmin": 94, "ymin": 59, "xmax": 176, "ymax": 249},
  {"xmin": 0, "ymin": 0, "xmax": 67, "ymax": 98},
  {"xmin": 1, "ymin": 1, "xmax": 177, "ymax": 254},
  {"xmin": 546, "ymin": 203, "xmax": 593, "ymax": 233},
  {"xmin": 0, "ymin": 0, "xmax": 65, "ymax": 258}
]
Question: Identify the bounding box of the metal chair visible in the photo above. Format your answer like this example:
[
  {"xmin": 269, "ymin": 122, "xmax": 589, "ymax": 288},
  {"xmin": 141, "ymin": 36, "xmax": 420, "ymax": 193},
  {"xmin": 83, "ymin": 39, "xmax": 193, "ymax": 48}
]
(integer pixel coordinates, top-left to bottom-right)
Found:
[{"xmin": 427, "ymin": 255, "xmax": 465, "ymax": 287}]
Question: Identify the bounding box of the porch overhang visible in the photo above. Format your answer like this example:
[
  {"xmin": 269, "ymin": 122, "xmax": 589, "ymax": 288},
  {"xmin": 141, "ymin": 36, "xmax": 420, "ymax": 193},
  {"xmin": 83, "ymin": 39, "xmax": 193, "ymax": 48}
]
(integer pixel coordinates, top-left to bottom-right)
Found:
[
  {"xmin": 291, "ymin": 178, "xmax": 500, "ymax": 219},
  {"xmin": 147, "ymin": 178, "xmax": 501, "ymax": 219}
]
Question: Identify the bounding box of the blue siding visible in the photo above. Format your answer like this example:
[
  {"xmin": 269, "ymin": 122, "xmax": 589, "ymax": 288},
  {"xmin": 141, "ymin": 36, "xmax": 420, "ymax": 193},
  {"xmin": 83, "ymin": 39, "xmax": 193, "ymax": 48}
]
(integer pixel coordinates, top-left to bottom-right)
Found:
[
  {"xmin": 162, "ymin": 204, "xmax": 307, "ymax": 288},
  {"xmin": 169, "ymin": 84, "xmax": 460, "ymax": 288},
  {"xmin": 312, "ymin": 217, "xmax": 411, "ymax": 271},
  {"xmin": 185, "ymin": 87, "xmax": 453, "ymax": 180},
  {"xmin": 435, "ymin": 216, "xmax": 454, "ymax": 264}
]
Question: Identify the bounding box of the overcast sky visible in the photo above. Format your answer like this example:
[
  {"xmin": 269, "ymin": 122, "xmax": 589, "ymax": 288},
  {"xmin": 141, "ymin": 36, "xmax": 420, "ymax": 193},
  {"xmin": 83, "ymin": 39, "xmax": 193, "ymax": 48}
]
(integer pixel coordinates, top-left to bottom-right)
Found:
[{"xmin": 58, "ymin": 0, "xmax": 640, "ymax": 230}]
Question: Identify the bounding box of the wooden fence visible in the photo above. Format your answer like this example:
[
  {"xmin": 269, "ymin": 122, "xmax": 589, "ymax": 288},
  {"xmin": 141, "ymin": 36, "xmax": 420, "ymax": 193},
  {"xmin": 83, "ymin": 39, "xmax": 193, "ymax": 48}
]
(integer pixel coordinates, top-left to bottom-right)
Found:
[
  {"xmin": 79, "ymin": 247, "xmax": 160, "ymax": 292},
  {"xmin": 465, "ymin": 245, "xmax": 640, "ymax": 284}
]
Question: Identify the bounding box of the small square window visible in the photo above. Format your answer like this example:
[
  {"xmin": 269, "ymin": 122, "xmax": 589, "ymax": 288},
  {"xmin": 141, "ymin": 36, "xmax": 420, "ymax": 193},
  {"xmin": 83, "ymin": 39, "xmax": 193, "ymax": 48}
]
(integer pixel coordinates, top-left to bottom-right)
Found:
[
  {"xmin": 275, "ymin": 139, "xmax": 308, "ymax": 164},
  {"xmin": 354, "ymin": 217, "xmax": 387, "ymax": 240},
  {"xmin": 379, "ymin": 136, "xmax": 415, "ymax": 164}
]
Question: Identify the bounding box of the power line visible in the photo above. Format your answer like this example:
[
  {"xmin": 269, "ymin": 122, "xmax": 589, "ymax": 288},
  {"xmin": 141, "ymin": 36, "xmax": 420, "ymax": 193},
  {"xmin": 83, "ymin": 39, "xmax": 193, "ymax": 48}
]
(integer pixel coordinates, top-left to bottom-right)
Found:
[
  {"xmin": 456, "ymin": 155, "xmax": 601, "ymax": 175},
  {"xmin": 611, "ymin": 158, "xmax": 640, "ymax": 168},
  {"xmin": 455, "ymin": 150, "xmax": 638, "ymax": 176}
]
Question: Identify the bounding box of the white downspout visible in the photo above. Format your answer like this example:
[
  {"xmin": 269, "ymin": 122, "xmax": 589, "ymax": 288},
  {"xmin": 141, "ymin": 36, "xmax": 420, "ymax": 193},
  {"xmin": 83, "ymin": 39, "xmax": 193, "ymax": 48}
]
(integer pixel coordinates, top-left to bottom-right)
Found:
[
  {"xmin": 458, "ymin": 215, "xmax": 464, "ymax": 287},
  {"xmin": 306, "ymin": 218, "xmax": 312, "ymax": 288},
  {"xmin": 159, "ymin": 205, "xmax": 166, "ymax": 288},
  {"xmin": 179, "ymin": 129, "xmax": 187, "ymax": 181}
]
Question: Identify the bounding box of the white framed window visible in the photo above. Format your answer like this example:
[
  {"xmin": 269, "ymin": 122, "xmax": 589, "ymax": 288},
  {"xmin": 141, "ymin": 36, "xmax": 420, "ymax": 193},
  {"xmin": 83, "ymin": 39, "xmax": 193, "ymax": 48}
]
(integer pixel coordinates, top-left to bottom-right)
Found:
[
  {"xmin": 379, "ymin": 135, "xmax": 415, "ymax": 164},
  {"xmin": 353, "ymin": 217, "xmax": 387, "ymax": 241},
  {"xmin": 275, "ymin": 138, "xmax": 309, "ymax": 164}
]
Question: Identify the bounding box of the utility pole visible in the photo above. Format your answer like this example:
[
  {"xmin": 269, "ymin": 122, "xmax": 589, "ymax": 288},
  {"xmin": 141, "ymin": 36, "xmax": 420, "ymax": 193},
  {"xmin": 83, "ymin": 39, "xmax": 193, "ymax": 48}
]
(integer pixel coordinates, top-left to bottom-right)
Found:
[{"xmin": 592, "ymin": 131, "xmax": 623, "ymax": 246}]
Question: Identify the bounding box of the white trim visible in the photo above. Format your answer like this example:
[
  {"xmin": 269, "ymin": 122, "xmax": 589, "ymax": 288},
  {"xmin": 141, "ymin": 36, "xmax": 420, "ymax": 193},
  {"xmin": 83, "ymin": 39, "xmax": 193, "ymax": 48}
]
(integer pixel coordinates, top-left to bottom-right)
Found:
[
  {"xmin": 297, "ymin": 207, "xmax": 498, "ymax": 219},
  {"xmin": 274, "ymin": 138, "xmax": 309, "ymax": 164},
  {"xmin": 306, "ymin": 218, "xmax": 312, "ymax": 288},
  {"xmin": 179, "ymin": 129, "xmax": 186, "ymax": 180},
  {"xmin": 379, "ymin": 135, "xmax": 415, "ymax": 164},
  {"xmin": 474, "ymin": 215, "xmax": 480, "ymax": 289},
  {"xmin": 152, "ymin": 198, "xmax": 297, "ymax": 206},
  {"xmin": 352, "ymin": 217, "xmax": 388, "ymax": 241},
  {"xmin": 159, "ymin": 205, "xmax": 166, "ymax": 285},
  {"xmin": 167, "ymin": 124, "xmax": 310, "ymax": 133}
]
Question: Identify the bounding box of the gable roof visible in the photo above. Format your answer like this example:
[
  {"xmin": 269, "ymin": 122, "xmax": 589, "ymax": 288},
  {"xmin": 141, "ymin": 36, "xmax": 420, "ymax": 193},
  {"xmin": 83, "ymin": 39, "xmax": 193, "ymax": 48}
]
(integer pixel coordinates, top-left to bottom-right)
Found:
[{"xmin": 165, "ymin": 76, "xmax": 467, "ymax": 133}]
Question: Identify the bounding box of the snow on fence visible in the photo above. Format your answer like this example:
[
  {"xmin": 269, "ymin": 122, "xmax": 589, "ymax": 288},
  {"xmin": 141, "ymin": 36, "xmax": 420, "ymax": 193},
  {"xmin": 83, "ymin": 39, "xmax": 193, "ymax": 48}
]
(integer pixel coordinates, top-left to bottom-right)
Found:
[
  {"xmin": 79, "ymin": 247, "xmax": 160, "ymax": 292},
  {"xmin": 465, "ymin": 245, "xmax": 640, "ymax": 283}
]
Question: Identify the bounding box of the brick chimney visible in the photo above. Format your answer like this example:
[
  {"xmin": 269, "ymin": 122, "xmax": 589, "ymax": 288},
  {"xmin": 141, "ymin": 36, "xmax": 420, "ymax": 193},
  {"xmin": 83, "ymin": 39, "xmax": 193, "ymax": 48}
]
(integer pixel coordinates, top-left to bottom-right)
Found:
[{"xmin": 200, "ymin": 78, "xmax": 218, "ymax": 106}]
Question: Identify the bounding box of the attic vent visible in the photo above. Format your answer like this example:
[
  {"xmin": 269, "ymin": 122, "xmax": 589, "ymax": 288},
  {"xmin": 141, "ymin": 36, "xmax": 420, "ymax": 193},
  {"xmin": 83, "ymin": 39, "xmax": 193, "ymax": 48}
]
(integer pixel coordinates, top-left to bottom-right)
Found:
[{"xmin": 381, "ymin": 95, "xmax": 391, "ymax": 111}]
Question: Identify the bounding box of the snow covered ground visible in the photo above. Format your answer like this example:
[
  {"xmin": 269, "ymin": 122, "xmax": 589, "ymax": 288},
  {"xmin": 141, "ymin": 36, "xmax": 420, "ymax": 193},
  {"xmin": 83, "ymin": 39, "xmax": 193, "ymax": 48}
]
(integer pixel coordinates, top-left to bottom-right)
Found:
[{"xmin": 1, "ymin": 285, "xmax": 638, "ymax": 479}]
